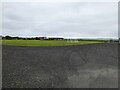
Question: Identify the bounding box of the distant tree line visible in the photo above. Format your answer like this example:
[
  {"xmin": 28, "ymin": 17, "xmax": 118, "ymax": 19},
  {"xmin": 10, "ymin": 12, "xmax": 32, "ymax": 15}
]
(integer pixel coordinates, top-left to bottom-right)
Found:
[
  {"xmin": 1, "ymin": 35, "xmax": 112, "ymax": 42},
  {"xmin": 1, "ymin": 35, "xmax": 64, "ymax": 40}
]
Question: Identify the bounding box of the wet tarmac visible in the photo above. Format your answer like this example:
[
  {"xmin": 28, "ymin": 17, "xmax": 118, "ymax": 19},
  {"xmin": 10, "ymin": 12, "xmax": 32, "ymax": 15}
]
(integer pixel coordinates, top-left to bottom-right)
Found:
[{"xmin": 2, "ymin": 43, "xmax": 118, "ymax": 88}]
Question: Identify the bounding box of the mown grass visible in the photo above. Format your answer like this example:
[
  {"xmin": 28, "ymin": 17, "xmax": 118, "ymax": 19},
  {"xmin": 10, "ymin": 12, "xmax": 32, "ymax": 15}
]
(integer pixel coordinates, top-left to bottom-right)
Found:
[{"xmin": 1, "ymin": 40, "xmax": 105, "ymax": 46}]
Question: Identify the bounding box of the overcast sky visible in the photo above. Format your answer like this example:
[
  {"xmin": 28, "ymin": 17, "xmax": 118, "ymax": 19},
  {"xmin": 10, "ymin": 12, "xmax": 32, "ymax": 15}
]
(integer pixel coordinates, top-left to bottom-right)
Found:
[{"xmin": 2, "ymin": 2, "xmax": 118, "ymax": 39}]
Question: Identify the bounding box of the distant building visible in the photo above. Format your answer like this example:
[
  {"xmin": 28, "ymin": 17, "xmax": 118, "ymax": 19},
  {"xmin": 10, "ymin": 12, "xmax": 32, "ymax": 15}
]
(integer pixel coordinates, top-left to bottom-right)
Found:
[
  {"xmin": 109, "ymin": 39, "xmax": 119, "ymax": 43},
  {"xmin": 34, "ymin": 37, "xmax": 47, "ymax": 40},
  {"xmin": 48, "ymin": 37, "xmax": 64, "ymax": 40}
]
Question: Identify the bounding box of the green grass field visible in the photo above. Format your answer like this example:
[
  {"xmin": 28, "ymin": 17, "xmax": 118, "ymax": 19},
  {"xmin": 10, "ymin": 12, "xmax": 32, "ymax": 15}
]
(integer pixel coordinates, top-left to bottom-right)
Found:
[{"xmin": 1, "ymin": 40, "xmax": 105, "ymax": 46}]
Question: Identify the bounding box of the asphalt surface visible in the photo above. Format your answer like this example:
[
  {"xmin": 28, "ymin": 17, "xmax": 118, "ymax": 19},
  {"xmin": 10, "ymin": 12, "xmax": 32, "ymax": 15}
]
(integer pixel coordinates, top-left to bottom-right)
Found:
[{"xmin": 2, "ymin": 43, "xmax": 118, "ymax": 88}]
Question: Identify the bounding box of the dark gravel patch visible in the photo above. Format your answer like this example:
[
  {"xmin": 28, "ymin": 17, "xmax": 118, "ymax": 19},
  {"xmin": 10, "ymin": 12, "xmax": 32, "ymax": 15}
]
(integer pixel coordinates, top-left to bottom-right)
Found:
[{"xmin": 2, "ymin": 43, "xmax": 118, "ymax": 88}]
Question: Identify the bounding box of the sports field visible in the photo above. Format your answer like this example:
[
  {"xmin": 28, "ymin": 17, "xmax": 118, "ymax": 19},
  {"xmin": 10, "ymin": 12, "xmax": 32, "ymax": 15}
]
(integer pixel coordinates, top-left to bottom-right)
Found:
[{"xmin": 1, "ymin": 40, "xmax": 105, "ymax": 46}]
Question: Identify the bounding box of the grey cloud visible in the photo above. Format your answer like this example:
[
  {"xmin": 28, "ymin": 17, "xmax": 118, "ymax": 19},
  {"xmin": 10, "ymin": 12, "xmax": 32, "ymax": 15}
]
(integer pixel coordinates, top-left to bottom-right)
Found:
[{"xmin": 2, "ymin": 2, "xmax": 118, "ymax": 38}]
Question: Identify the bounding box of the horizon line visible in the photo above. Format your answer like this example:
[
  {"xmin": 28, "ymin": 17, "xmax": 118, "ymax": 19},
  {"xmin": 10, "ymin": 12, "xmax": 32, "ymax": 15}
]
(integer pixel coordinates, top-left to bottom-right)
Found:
[{"xmin": 1, "ymin": 35, "xmax": 118, "ymax": 40}]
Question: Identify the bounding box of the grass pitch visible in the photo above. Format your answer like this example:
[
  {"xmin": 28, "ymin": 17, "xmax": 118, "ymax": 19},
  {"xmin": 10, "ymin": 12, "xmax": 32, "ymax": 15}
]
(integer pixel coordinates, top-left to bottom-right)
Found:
[{"xmin": 1, "ymin": 40, "xmax": 105, "ymax": 46}]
